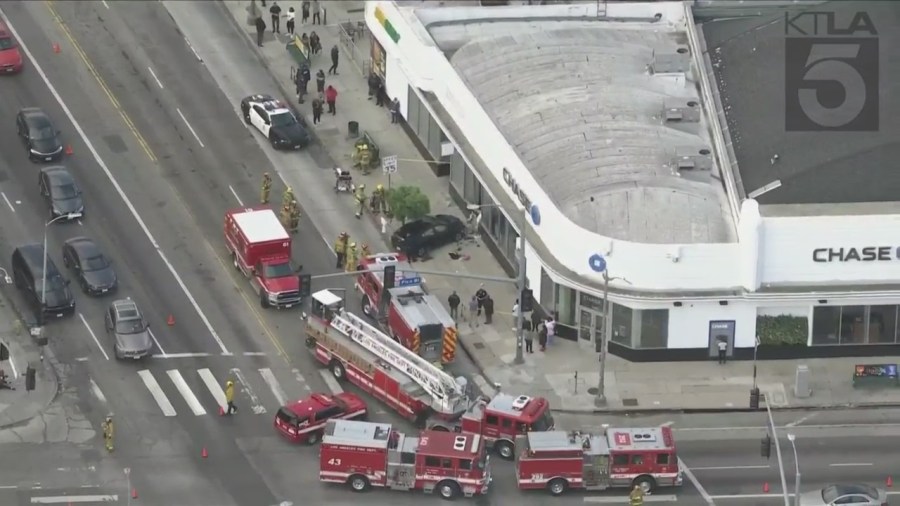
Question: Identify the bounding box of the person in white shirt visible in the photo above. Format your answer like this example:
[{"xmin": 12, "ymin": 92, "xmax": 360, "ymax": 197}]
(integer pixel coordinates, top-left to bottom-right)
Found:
[
  {"xmin": 285, "ymin": 7, "xmax": 296, "ymax": 35},
  {"xmin": 717, "ymin": 338, "xmax": 728, "ymax": 364},
  {"xmin": 545, "ymin": 316, "xmax": 556, "ymax": 346}
]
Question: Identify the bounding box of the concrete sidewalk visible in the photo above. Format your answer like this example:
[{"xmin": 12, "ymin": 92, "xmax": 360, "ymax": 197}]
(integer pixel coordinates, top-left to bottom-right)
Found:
[{"xmin": 221, "ymin": 0, "xmax": 900, "ymax": 414}]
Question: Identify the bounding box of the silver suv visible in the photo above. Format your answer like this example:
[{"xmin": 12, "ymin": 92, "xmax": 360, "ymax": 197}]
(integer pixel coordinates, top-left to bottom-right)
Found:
[{"xmin": 105, "ymin": 299, "xmax": 153, "ymax": 360}]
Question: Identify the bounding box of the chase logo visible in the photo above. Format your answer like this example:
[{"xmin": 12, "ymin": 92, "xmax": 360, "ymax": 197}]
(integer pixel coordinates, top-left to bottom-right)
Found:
[
  {"xmin": 812, "ymin": 246, "xmax": 900, "ymax": 263},
  {"xmin": 529, "ymin": 204, "xmax": 541, "ymax": 226}
]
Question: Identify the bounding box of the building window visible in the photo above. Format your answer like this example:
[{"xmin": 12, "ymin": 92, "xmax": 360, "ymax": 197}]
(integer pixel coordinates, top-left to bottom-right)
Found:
[
  {"xmin": 505, "ymin": 227, "xmax": 518, "ymax": 264},
  {"xmin": 814, "ymin": 305, "xmax": 900, "ymax": 345},
  {"xmin": 463, "ymin": 165, "xmax": 481, "ymax": 205},
  {"xmin": 416, "ymin": 106, "xmax": 430, "ymax": 146},
  {"xmin": 869, "ymin": 306, "xmax": 898, "ymax": 343},
  {"xmin": 450, "ymin": 152, "xmax": 465, "ymax": 191},
  {"xmin": 539, "ymin": 268, "xmax": 553, "ymax": 309},
  {"xmin": 812, "ymin": 306, "xmax": 840, "ymax": 344},
  {"xmin": 427, "ymin": 116, "xmax": 443, "ymax": 160},
  {"xmin": 840, "ymin": 306, "xmax": 866, "ymax": 344},
  {"xmin": 555, "ymin": 284, "xmax": 577, "ymax": 327},
  {"xmin": 611, "ymin": 303, "xmax": 633, "ymax": 345},
  {"xmin": 638, "ymin": 309, "xmax": 668, "ymax": 348},
  {"xmin": 407, "ymin": 88, "xmax": 420, "ymax": 134}
]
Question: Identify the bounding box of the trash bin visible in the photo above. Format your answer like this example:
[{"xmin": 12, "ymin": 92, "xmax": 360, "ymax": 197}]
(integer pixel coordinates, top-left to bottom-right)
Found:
[{"xmin": 348, "ymin": 121, "xmax": 359, "ymax": 139}]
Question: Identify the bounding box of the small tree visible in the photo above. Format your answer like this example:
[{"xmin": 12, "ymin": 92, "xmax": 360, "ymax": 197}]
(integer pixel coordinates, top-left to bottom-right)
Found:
[{"xmin": 387, "ymin": 186, "xmax": 430, "ymax": 223}]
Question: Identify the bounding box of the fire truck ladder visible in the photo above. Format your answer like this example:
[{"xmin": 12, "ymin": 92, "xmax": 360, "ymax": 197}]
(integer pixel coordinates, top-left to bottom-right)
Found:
[{"xmin": 330, "ymin": 311, "xmax": 464, "ymax": 410}]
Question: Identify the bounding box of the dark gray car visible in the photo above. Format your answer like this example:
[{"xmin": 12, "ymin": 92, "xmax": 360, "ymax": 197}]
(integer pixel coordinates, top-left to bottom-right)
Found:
[
  {"xmin": 39, "ymin": 166, "xmax": 84, "ymax": 219},
  {"xmin": 105, "ymin": 299, "xmax": 153, "ymax": 360},
  {"xmin": 799, "ymin": 483, "xmax": 888, "ymax": 505}
]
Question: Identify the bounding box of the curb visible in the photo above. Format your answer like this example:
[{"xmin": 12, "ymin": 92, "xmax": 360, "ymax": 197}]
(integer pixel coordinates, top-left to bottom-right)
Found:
[{"xmin": 552, "ymin": 400, "xmax": 900, "ymax": 416}]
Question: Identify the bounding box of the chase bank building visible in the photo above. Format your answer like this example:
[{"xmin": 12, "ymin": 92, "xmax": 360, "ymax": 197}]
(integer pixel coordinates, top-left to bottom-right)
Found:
[{"xmin": 365, "ymin": 0, "xmax": 900, "ymax": 360}]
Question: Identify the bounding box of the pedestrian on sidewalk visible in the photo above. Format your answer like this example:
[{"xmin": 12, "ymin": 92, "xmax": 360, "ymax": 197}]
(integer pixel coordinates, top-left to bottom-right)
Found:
[
  {"xmin": 254, "ymin": 16, "xmax": 267, "ymax": 47},
  {"xmin": 717, "ymin": 337, "xmax": 728, "ymax": 364},
  {"xmin": 447, "ymin": 290, "xmax": 460, "ymax": 320},
  {"xmin": 311, "ymin": 0, "xmax": 321, "ymax": 24},
  {"xmin": 301, "ymin": 0, "xmax": 310, "ymax": 23},
  {"xmin": 315, "ymin": 69, "xmax": 326, "ymax": 94},
  {"xmin": 468, "ymin": 296, "xmax": 479, "ymax": 328},
  {"xmin": 545, "ymin": 315, "xmax": 556, "ymax": 346},
  {"xmin": 375, "ymin": 80, "xmax": 386, "ymax": 107},
  {"xmin": 312, "ymin": 94, "xmax": 324, "ymax": 124},
  {"xmin": 325, "ymin": 85, "xmax": 338, "ymax": 115},
  {"xmin": 475, "ymin": 285, "xmax": 488, "ymax": 316},
  {"xmin": 269, "ymin": 1, "xmax": 281, "ymax": 33},
  {"xmin": 310, "ymin": 32, "xmax": 321, "ymax": 54},
  {"xmin": 285, "ymin": 7, "xmax": 296, "ymax": 35},
  {"xmin": 328, "ymin": 45, "xmax": 340, "ymax": 75},
  {"xmin": 524, "ymin": 320, "xmax": 534, "ymax": 353},
  {"xmin": 295, "ymin": 64, "xmax": 309, "ymax": 104},
  {"xmin": 537, "ymin": 320, "xmax": 547, "ymax": 352},
  {"xmin": 367, "ymin": 72, "xmax": 380, "ymax": 101},
  {"xmin": 483, "ymin": 296, "xmax": 494, "ymax": 325},
  {"xmin": 390, "ymin": 98, "xmax": 401, "ymax": 123}
]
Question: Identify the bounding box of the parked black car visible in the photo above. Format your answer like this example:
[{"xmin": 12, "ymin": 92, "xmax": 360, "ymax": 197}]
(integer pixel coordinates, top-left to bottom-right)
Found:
[
  {"xmin": 16, "ymin": 108, "xmax": 63, "ymax": 162},
  {"xmin": 390, "ymin": 214, "xmax": 466, "ymax": 258},
  {"xmin": 62, "ymin": 237, "xmax": 117, "ymax": 296},
  {"xmin": 39, "ymin": 166, "xmax": 84, "ymax": 219},
  {"xmin": 11, "ymin": 244, "xmax": 75, "ymax": 321}
]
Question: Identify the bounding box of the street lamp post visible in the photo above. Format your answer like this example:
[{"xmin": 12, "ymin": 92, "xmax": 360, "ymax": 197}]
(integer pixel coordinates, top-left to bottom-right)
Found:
[
  {"xmin": 594, "ymin": 263, "xmax": 631, "ymax": 407},
  {"xmin": 786, "ymin": 434, "xmax": 801, "ymax": 506},
  {"xmin": 42, "ymin": 213, "xmax": 81, "ymax": 323}
]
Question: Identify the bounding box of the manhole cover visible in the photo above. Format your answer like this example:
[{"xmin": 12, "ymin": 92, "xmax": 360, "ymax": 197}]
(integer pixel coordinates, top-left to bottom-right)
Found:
[
  {"xmin": 622, "ymin": 398, "xmax": 639, "ymax": 407},
  {"xmin": 472, "ymin": 342, "xmax": 485, "ymax": 350}
]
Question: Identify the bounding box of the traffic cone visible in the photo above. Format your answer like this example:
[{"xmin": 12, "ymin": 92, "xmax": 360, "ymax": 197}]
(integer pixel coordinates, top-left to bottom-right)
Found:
[
  {"xmin": 201, "ymin": 447, "xmax": 208, "ymax": 458},
  {"xmin": 763, "ymin": 482, "xmax": 770, "ymax": 493},
  {"xmin": 167, "ymin": 314, "xmax": 175, "ymax": 326},
  {"xmin": 131, "ymin": 488, "xmax": 138, "ymax": 499},
  {"xmin": 65, "ymin": 145, "xmax": 73, "ymax": 155},
  {"xmin": 52, "ymin": 42, "xmax": 60, "ymax": 53},
  {"xmin": 887, "ymin": 476, "xmax": 893, "ymax": 488}
]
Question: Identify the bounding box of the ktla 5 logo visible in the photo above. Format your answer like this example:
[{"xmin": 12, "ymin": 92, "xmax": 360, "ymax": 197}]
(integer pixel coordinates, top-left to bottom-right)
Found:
[{"xmin": 784, "ymin": 10, "xmax": 879, "ymax": 132}]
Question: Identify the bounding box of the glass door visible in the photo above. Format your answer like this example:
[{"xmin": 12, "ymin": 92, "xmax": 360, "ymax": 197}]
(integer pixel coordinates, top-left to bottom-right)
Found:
[{"xmin": 579, "ymin": 310, "xmax": 593, "ymax": 342}]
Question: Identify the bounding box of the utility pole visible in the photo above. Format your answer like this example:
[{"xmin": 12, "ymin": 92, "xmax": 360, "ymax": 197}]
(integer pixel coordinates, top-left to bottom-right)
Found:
[
  {"xmin": 592, "ymin": 259, "xmax": 630, "ymax": 407},
  {"xmin": 513, "ymin": 208, "xmax": 526, "ymax": 365},
  {"xmin": 787, "ymin": 433, "xmax": 801, "ymax": 506},
  {"xmin": 765, "ymin": 402, "xmax": 792, "ymax": 506}
]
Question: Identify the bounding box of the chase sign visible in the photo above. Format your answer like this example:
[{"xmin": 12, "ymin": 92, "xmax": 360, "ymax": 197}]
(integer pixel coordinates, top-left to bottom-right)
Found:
[{"xmin": 502, "ymin": 167, "xmax": 541, "ymax": 226}]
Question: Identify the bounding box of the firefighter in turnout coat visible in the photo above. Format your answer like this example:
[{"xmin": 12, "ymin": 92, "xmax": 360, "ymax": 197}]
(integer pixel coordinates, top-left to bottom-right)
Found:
[
  {"xmin": 282, "ymin": 186, "xmax": 295, "ymax": 209},
  {"xmin": 288, "ymin": 200, "xmax": 301, "ymax": 233},
  {"xmin": 354, "ymin": 184, "xmax": 366, "ymax": 219},
  {"xmin": 101, "ymin": 415, "xmax": 114, "ymax": 452},
  {"xmin": 260, "ymin": 172, "xmax": 272, "ymax": 204},
  {"xmin": 344, "ymin": 242, "xmax": 358, "ymax": 272},
  {"xmin": 629, "ymin": 485, "xmax": 645, "ymax": 506},
  {"xmin": 334, "ymin": 232, "xmax": 349, "ymax": 269},
  {"xmin": 280, "ymin": 202, "xmax": 292, "ymax": 228},
  {"xmin": 224, "ymin": 380, "xmax": 237, "ymax": 415}
]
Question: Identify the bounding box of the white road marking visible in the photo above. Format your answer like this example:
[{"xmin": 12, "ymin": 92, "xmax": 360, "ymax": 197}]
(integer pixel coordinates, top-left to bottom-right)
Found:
[
  {"xmin": 709, "ymin": 493, "xmax": 788, "ymax": 500},
  {"xmin": 785, "ymin": 413, "xmax": 816, "ymax": 427},
  {"xmin": 584, "ymin": 496, "xmax": 678, "ymax": 503},
  {"xmin": 0, "ymin": 485, "xmax": 17, "ymax": 489},
  {"xmin": 152, "ymin": 352, "xmax": 209, "ymax": 358},
  {"xmin": 243, "ymin": 351, "xmax": 265, "ymax": 356},
  {"xmin": 147, "ymin": 66, "xmax": 164, "ymax": 89},
  {"xmin": 229, "ymin": 185, "xmax": 244, "ymax": 206},
  {"xmin": 293, "ymin": 368, "xmax": 311, "ymax": 391},
  {"xmin": 7, "ymin": 353, "xmax": 17, "ymax": 378},
  {"xmin": 176, "ymin": 108, "xmax": 205, "ymax": 148},
  {"xmin": 167, "ymin": 369, "xmax": 206, "ymax": 416},
  {"xmin": 138, "ymin": 370, "xmax": 176, "ymax": 417},
  {"xmin": 0, "ymin": 14, "xmax": 232, "ymax": 356},
  {"xmin": 148, "ymin": 328, "xmax": 167, "ymax": 357},
  {"xmin": 31, "ymin": 496, "xmax": 118, "ymax": 504},
  {"xmin": 0, "ymin": 192, "xmax": 15, "ymax": 212},
  {"xmin": 231, "ymin": 367, "xmax": 265, "ymax": 414},
  {"xmin": 100, "ymin": 0, "xmax": 110, "ymax": 8},
  {"xmin": 78, "ymin": 313, "xmax": 110, "ymax": 361},
  {"xmin": 89, "ymin": 378, "xmax": 107, "ymax": 404},
  {"xmin": 198, "ymin": 368, "xmax": 227, "ymax": 410},
  {"xmin": 259, "ymin": 368, "xmax": 287, "ymax": 406},
  {"xmin": 829, "ymin": 462, "xmax": 873, "ymax": 467},
  {"xmin": 678, "ymin": 458, "xmax": 715, "ymax": 506},
  {"xmin": 319, "ymin": 369, "xmax": 343, "ymax": 394},
  {"xmin": 692, "ymin": 465, "xmax": 770, "ymax": 471},
  {"xmin": 183, "ymin": 36, "xmax": 203, "ymax": 62},
  {"xmin": 75, "ymin": 357, "xmax": 88, "ymax": 362}
]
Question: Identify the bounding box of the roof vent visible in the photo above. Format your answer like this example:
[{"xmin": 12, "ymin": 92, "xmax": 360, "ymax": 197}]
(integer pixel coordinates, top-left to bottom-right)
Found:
[
  {"xmin": 511, "ymin": 395, "xmax": 532, "ymax": 410},
  {"xmin": 633, "ymin": 432, "xmax": 657, "ymax": 443},
  {"xmin": 453, "ymin": 436, "xmax": 467, "ymax": 451},
  {"xmin": 663, "ymin": 98, "xmax": 701, "ymax": 123},
  {"xmin": 674, "ymin": 146, "xmax": 713, "ymax": 171},
  {"xmin": 651, "ymin": 47, "xmax": 690, "ymax": 74},
  {"xmin": 373, "ymin": 255, "xmax": 399, "ymax": 264}
]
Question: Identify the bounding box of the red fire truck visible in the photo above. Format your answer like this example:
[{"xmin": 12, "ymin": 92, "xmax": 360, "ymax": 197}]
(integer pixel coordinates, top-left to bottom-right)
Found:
[
  {"xmin": 319, "ymin": 419, "xmax": 491, "ymax": 499},
  {"xmin": 355, "ymin": 253, "xmax": 458, "ymax": 364},
  {"xmin": 305, "ymin": 290, "xmax": 554, "ymax": 459},
  {"xmin": 516, "ymin": 426, "xmax": 683, "ymax": 496}
]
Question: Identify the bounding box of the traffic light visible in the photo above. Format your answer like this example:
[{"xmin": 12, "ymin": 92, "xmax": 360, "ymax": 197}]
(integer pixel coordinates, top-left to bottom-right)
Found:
[
  {"xmin": 25, "ymin": 366, "xmax": 36, "ymax": 392},
  {"xmin": 299, "ymin": 274, "xmax": 312, "ymax": 299},
  {"xmin": 383, "ymin": 265, "xmax": 396, "ymax": 290},
  {"xmin": 0, "ymin": 342, "xmax": 8, "ymax": 361},
  {"xmin": 520, "ymin": 289, "xmax": 534, "ymax": 313},
  {"xmin": 760, "ymin": 434, "xmax": 771, "ymax": 459},
  {"xmin": 749, "ymin": 387, "xmax": 760, "ymax": 410}
]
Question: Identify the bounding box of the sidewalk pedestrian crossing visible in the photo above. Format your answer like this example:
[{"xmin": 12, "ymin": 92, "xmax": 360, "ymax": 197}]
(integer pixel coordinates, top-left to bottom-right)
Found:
[{"xmin": 120, "ymin": 366, "xmax": 316, "ymax": 418}]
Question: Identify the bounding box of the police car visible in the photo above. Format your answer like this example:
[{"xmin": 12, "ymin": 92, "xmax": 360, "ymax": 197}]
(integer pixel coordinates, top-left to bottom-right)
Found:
[{"xmin": 240, "ymin": 94, "xmax": 310, "ymax": 150}]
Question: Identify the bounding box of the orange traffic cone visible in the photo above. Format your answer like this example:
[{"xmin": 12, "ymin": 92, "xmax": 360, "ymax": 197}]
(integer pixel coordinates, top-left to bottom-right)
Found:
[
  {"xmin": 167, "ymin": 314, "xmax": 175, "ymax": 326},
  {"xmin": 201, "ymin": 447, "xmax": 208, "ymax": 459},
  {"xmin": 887, "ymin": 476, "xmax": 893, "ymax": 488},
  {"xmin": 763, "ymin": 482, "xmax": 770, "ymax": 493},
  {"xmin": 65, "ymin": 145, "xmax": 73, "ymax": 156},
  {"xmin": 131, "ymin": 488, "xmax": 138, "ymax": 499},
  {"xmin": 52, "ymin": 42, "xmax": 60, "ymax": 53}
]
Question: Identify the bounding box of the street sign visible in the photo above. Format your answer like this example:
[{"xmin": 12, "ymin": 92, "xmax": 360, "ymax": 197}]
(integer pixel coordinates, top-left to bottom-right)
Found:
[
  {"xmin": 398, "ymin": 276, "xmax": 422, "ymax": 287},
  {"xmin": 382, "ymin": 155, "xmax": 398, "ymax": 174}
]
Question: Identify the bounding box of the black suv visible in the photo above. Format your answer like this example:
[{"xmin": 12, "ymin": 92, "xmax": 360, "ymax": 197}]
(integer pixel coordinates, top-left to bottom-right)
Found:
[
  {"xmin": 39, "ymin": 166, "xmax": 84, "ymax": 219},
  {"xmin": 12, "ymin": 244, "xmax": 75, "ymax": 320},
  {"xmin": 16, "ymin": 108, "xmax": 63, "ymax": 162}
]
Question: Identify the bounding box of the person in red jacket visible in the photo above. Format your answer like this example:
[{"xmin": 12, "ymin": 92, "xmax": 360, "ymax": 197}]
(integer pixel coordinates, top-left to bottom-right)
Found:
[{"xmin": 324, "ymin": 85, "xmax": 338, "ymax": 115}]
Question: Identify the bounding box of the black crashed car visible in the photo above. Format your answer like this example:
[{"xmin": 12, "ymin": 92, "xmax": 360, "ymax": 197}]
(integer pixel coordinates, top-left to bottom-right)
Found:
[
  {"xmin": 62, "ymin": 237, "xmax": 117, "ymax": 296},
  {"xmin": 240, "ymin": 94, "xmax": 310, "ymax": 150},
  {"xmin": 39, "ymin": 166, "xmax": 84, "ymax": 219},
  {"xmin": 17, "ymin": 107, "xmax": 63, "ymax": 162},
  {"xmin": 391, "ymin": 214, "xmax": 467, "ymax": 258}
]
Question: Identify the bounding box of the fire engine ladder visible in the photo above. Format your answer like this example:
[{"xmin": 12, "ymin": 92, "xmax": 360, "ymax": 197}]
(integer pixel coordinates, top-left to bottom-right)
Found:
[{"xmin": 330, "ymin": 311, "xmax": 463, "ymax": 409}]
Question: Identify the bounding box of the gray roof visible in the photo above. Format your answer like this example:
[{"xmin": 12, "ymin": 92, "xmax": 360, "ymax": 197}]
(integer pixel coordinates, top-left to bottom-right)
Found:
[
  {"xmin": 702, "ymin": 1, "xmax": 900, "ymax": 206},
  {"xmin": 443, "ymin": 20, "xmax": 734, "ymax": 244},
  {"xmin": 389, "ymin": 286, "xmax": 454, "ymax": 329}
]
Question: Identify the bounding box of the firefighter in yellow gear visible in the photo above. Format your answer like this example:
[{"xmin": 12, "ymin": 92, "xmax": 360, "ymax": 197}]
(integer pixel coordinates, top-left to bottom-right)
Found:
[
  {"xmin": 370, "ymin": 184, "xmax": 387, "ymax": 214},
  {"xmin": 224, "ymin": 380, "xmax": 237, "ymax": 415},
  {"xmin": 629, "ymin": 485, "xmax": 645, "ymax": 506},
  {"xmin": 344, "ymin": 242, "xmax": 359, "ymax": 272},
  {"xmin": 288, "ymin": 200, "xmax": 301, "ymax": 233},
  {"xmin": 354, "ymin": 185, "xmax": 367, "ymax": 219},
  {"xmin": 334, "ymin": 232, "xmax": 349, "ymax": 269},
  {"xmin": 101, "ymin": 415, "xmax": 114, "ymax": 452},
  {"xmin": 282, "ymin": 186, "xmax": 295, "ymax": 209},
  {"xmin": 360, "ymin": 243, "xmax": 372, "ymax": 258},
  {"xmin": 280, "ymin": 202, "xmax": 292, "ymax": 228},
  {"xmin": 260, "ymin": 172, "xmax": 272, "ymax": 204},
  {"xmin": 352, "ymin": 139, "xmax": 372, "ymax": 174}
]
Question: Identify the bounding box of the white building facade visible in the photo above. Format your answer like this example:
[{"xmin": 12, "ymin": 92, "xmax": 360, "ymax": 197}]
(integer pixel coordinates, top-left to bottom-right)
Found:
[{"xmin": 364, "ymin": 1, "xmax": 900, "ymax": 360}]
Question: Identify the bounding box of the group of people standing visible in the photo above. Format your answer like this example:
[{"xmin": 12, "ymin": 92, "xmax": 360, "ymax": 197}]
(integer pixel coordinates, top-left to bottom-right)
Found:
[
  {"xmin": 446, "ymin": 286, "xmax": 557, "ymax": 353},
  {"xmin": 333, "ymin": 232, "xmax": 372, "ymax": 273}
]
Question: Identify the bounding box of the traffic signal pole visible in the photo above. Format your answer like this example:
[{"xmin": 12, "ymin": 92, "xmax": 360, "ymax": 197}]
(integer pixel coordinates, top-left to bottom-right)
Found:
[{"xmin": 765, "ymin": 402, "xmax": 791, "ymax": 506}]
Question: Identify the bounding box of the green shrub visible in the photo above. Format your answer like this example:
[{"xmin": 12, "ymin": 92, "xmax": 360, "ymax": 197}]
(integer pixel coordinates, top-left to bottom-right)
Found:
[
  {"xmin": 387, "ymin": 186, "xmax": 430, "ymax": 223},
  {"xmin": 756, "ymin": 315, "xmax": 808, "ymax": 346}
]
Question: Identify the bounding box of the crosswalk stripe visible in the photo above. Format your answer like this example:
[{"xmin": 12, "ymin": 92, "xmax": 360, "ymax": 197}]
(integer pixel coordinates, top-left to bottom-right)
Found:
[
  {"xmin": 198, "ymin": 368, "xmax": 227, "ymax": 410},
  {"xmin": 138, "ymin": 370, "xmax": 176, "ymax": 417},
  {"xmin": 232, "ymin": 367, "xmax": 266, "ymax": 414},
  {"xmin": 259, "ymin": 368, "xmax": 287, "ymax": 406},
  {"xmin": 166, "ymin": 369, "xmax": 207, "ymax": 416},
  {"xmin": 292, "ymin": 368, "xmax": 311, "ymax": 391},
  {"xmin": 319, "ymin": 369, "xmax": 344, "ymax": 394}
]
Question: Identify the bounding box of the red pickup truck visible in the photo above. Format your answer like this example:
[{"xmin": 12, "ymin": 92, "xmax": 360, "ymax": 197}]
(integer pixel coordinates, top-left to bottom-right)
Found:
[{"xmin": 224, "ymin": 206, "xmax": 301, "ymax": 309}]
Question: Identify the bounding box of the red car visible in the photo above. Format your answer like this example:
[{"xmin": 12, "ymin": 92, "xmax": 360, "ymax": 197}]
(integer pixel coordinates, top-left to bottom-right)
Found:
[
  {"xmin": 273, "ymin": 392, "xmax": 367, "ymax": 444},
  {"xmin": 0, "ymin": 19, "xmax": 23, "ymax": 74}
]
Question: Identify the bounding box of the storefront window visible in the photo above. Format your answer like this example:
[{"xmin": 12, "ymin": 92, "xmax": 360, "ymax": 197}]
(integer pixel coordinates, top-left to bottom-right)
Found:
[
  {"xmin": 407, "ymin": 88, "xmax": 421, "ymax": 136},
  {"xmin": 811, "ymin": 306, "xmax": 840, "ymax": 345},
  {"xmin": 449, "ymin": 152, "xmax": 465, "ymax": 191},
  {"xmin": 555, "ymin": 284, "xmax": 577, "ymax": 327},
  {"xmin": 463, "ymin": 166, "xmax": 481, "ymax": 205},
  {"xmin": 539, "ymin": 268, "xmax": 553, "ymax": 308},
  {"xmin": 427, "ymin": 116, "xmax": 443, "ymax": 160},
  {"xmin": 505, "ymin": 228, "xmax": 518, "ymax": 266},
  {"xmin": 611, "ymin": 304, "xmax": 633, "ymax": 345},
  {"xmin": 638, "ymin": 309, "xmax": 668, "ymax": 348},
  {"xmin": 813, "ymin": 305, "xmax": 900, "ymax": 345},
  {"xmin": 839, "ymin": 306, "xmax": 866, "ymax": 344},
  {"xmin": 869, "ymin": 306, "xmax": 898, "ymax": 343}
]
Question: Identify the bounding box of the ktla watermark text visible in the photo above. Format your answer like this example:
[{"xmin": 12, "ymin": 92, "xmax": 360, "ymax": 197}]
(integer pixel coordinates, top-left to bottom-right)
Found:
[{"xmin": 784, "ymin": 10, "xmax": 879, "ymax": 132}]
